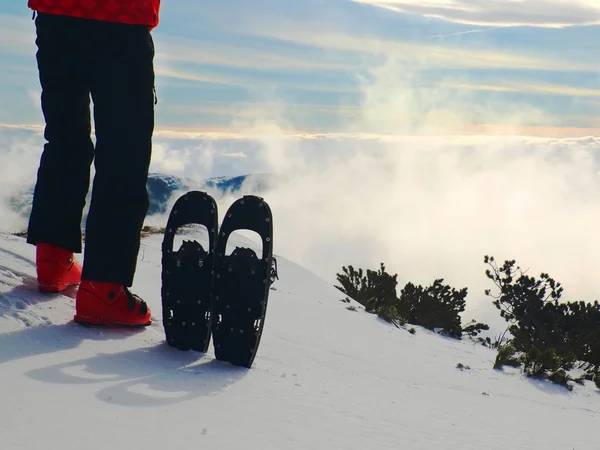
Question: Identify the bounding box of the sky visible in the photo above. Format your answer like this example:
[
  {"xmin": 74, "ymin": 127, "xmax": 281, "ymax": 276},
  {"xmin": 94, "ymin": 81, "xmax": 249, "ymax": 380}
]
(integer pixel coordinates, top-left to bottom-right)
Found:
[
  {"xmin": 1, "ymin": 0, "xmax": 600, "ymax": 135},
  {"xmin": 2, "ymin": 0, "xmax": 600, "ymax": 328}
]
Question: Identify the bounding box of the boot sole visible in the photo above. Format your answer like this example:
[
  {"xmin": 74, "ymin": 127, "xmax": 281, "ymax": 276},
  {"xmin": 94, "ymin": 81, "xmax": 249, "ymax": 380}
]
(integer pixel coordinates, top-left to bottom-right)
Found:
[
  {"xmin": 74, "ymin": 314, "xmax": 152, "ymax": 328},
  {"xmin": 38, "ymin": 283, "xmax": 79, "ymax": 293}
]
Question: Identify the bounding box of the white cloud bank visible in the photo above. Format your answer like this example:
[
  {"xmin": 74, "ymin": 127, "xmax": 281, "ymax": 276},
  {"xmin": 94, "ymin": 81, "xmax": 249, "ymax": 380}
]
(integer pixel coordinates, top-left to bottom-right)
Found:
[{"xmin": 353, "ymin": 0, "xmax": 600, "ymax": 27}]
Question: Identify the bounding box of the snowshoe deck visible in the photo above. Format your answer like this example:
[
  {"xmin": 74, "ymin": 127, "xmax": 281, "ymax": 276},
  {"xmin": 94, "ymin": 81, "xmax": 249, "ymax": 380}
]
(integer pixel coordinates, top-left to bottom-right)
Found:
[
  {"xmin": 211, "ymin": 195, "xmax": 277, "ymax": 368},
  {"xmin": 161, "ymin": 191, "xmax": 218, "ymax": 353}
]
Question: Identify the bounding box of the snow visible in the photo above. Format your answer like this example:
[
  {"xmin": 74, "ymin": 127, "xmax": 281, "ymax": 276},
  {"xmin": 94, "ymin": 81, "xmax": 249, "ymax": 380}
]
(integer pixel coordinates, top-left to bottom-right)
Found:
[{"xmin": 0, "ymin": 230, "xmax": 598, "ymax": 450}]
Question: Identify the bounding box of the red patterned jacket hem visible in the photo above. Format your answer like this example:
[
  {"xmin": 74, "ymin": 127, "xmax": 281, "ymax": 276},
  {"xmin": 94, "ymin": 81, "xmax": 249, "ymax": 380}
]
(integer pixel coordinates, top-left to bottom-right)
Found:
[{"xmin": 27, "ymin": 0, "xmax": 160, "ymax": 29}]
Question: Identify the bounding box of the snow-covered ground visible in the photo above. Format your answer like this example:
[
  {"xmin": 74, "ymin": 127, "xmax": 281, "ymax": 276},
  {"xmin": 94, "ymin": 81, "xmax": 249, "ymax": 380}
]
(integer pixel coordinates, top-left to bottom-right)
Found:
[{"xmin": 0, "ymin": 230, "xmax": 598, "ymax": 450}]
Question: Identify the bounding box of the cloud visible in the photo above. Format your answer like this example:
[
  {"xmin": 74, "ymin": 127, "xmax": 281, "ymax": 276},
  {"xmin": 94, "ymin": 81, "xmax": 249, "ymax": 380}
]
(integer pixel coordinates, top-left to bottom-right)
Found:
[
  {"xmin": 343, "ymin": 57, "xmax": 558, "ymax": 136},
  {"xmin": 155, "ymin": 65, "xmax": 357, "ymax": 93},
  {"xmin": 238, "ymin": 19, "xmax": 600, "ymax": 73},
  {"xmin": 0, "ymin": 14, "xmax": 35, "ymax": 57},
  {"xmin": 221, "ymin": 152, "xmax": 247, "ymax": 159},
  {"xmin": 27, "ymin": 89, "xmax": 40, "ymax": 110},
  {"xmin": 0, "ymin": 125, "xmax": 44, "ymax": 233},
  {"xmin": 155, "ymin": 34, "xmax": 352, "ymax": 72},
  {"xmin": 443, "ymin": 81, "xmax": 600, "ymax": 98},
  {"xmin": 353, "ymin": 0, "xmax": 600, "ymax": 27}
]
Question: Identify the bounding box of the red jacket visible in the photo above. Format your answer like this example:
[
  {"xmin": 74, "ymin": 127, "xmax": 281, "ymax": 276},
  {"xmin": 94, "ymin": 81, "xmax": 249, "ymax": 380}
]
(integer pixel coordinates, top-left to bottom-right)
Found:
[{"xmin": 28, "ymin": 0, "xmax": 161, "ymax": 28}]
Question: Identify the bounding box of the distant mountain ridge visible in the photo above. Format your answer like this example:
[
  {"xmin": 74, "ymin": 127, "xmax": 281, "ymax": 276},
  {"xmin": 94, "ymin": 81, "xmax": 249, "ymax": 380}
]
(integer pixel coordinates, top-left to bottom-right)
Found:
[
  {"xmin": 7, "ymin": 172, "xmax": 285, "ymax": 219},
  {"xmin": 145, "ymin": 172, "xmax": 285, "ymax": 215}
]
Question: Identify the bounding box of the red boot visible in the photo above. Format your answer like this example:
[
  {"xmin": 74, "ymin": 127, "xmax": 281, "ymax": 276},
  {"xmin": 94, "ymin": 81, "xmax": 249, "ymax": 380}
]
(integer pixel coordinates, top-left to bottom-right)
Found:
[
  {"xmin": 36, "ymin": 242, "xmax": 82, "ymax": 292},
  {"xmin": 74, "ymin": 280, "xmax": 152, "ymax": 327}
]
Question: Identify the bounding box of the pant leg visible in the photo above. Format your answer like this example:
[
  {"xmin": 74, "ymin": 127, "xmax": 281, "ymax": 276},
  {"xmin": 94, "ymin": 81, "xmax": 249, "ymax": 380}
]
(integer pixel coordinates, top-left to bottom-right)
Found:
[
  {"xmin": 26, "ymin": 13, "xmax": 95, "ymax": 253},
  {"xmin": 81, "ymin": 21, "xmax": 156, "ymax": 286}
]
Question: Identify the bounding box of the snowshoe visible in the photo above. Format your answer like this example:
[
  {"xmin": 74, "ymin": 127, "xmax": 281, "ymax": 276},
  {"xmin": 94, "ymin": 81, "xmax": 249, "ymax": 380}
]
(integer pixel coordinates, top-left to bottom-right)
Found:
[
  {"xmin": 211, "ymin": 195, "xmax": 278, "ymax": 368},
  {"xmin": 161, "ymin": 191, "xmax": 218, "ymax": 352}
]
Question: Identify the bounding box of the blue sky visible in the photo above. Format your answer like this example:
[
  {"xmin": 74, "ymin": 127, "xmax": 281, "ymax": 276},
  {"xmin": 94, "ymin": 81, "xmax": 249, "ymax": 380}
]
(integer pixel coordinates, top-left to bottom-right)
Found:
[{"xmin": 2, "ymin": 0, "xmax": 600, "ymax": 136}]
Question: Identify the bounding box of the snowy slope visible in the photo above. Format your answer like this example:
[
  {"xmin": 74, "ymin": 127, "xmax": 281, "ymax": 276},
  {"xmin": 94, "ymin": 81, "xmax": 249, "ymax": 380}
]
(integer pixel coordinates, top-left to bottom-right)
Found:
[{"xmin": 0, "ymin": 230, "xmax": 598, "ymax": 450}]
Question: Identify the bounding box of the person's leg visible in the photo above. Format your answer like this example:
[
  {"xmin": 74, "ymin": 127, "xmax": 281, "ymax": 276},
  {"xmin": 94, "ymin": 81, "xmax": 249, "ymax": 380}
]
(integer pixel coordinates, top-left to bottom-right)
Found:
[
  {"xmin": 26, "ymin": 13, "xmax": 94, "ymax": 292},
  {"xmin": 82, "ymin": 21, "xmax": 155, "ymax": 287},
  {"xmin": 26, "ymin": 13, "xmax": 94, "ymax": 254},
  {"xmin": 73, "ymin": 20, "xmax": 154, "ymax": 326}
]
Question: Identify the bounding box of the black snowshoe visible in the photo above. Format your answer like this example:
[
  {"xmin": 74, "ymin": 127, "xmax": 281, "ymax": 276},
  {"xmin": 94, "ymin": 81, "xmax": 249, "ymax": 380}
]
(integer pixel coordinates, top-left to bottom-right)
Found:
[
  {"xmin": 161, "ymin": 191, "xmax": 218, "ymax": 353},
  {"xmin": 210, "ymin": 195, "xmax": 277, "ymax": 368}
]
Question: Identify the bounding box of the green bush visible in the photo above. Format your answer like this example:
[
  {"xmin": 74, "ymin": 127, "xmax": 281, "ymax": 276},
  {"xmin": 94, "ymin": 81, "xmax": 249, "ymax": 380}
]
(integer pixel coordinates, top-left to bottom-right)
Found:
[
  {"xmin": 548, "ymin": 369, "xmax": 573, "ymax": 391},
  {"xmin": 335, "ymin": 263, "xmax": 398, "ymax": 314},
  {"xmin": 493, "ymin": 343, "xmax": 521, "ymax": 370},
  {"xmin": 395, "ymin": 279, "xmax": 467, "ymax": 338},
  {"xmin": 335, "ymin": 263, "xmax": 488, "ymax": 339},
  {"xmin": 485, "ymin": 255, "xmax": 600, "ymax": 390}
]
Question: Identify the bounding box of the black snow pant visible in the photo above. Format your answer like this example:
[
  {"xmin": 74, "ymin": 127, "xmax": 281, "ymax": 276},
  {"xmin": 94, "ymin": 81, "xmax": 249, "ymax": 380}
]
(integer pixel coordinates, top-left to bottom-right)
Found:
[{"xmin": 26, "ymin": 12, "xmax": 156, "ymax": 287}]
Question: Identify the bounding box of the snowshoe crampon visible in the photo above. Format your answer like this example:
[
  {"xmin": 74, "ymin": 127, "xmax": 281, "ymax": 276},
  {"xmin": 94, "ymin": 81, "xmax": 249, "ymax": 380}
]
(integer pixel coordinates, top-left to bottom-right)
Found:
[
  {"xmin": 161, "ymin": 191, "xmax": 218, "ymax": 353},
  {"xmin": 211, "ymin": 195, "xmax": 277, "ymax": 368}
]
